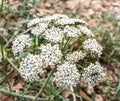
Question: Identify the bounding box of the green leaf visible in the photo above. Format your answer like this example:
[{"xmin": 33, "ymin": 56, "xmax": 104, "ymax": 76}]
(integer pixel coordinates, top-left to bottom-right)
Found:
[{"xmin": 0, "ymin": 76, "xmax": 5, "ymax": 84}]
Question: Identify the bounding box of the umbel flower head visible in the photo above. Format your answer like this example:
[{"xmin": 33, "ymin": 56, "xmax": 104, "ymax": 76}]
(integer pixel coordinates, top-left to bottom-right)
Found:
[
  {"xmin": 44, "ymin": 27, "xmax": 64, "ymax": 43},
  {"xmin": 11, "ymin": 14, "xmax": 105, "ymax": 86},
  {"xmin": 66, "ymin": 51, "xmax": 86, "ymax": 63},
  {"xmin": 31, "ymin": 23, "xmax": 49, "ymax": 36},
  {"xmin": 64, "ymin": 26, "xmax": 81, "ymax": 37},
  {"xmin": 83, "ymin": 38, "xmax": 103, "ymax": 57},
  {"xmin": 79, "ymin": 26, "xmax": 94, "ymax": 37},
  {"xmin": 54, "ymin": 62, "xmax": 80, "ymax": 88},
  {"xmin": 40, "ymin": 43, "xmax": 62, "ymax": 67},
  {"xmin": 12, "ymin": 34, "xmax": 32, "ymax": 55},
  {"xmin": 81, "ymin": 62, "xmax": 105, "ymax": 86},
  {"xmin": 19, "ymin": 54, "xmax": 44, "ymax": 82},
  {"xmin": 55, "ymin": 18, "xmax": 85, "ymax": 25}
]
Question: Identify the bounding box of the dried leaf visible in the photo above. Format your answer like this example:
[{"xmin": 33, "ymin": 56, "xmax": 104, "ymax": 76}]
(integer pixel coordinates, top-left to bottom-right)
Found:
[
  {"xmin": 112, "ymin": 73, "xmax": 118, "ymax": 83},
  {"xmin": 9, "ymin": 0, "xmax": 20, "ymax": 9},
  {"xmin": 95, "ymin": 94, "xmax": 103, "ymax": 101},
  {"xmin": 0, "ymin": 93, "xmax": 12, "ymax": 101},
  {"xmin": 12, "ymin": 81, "xmax": 25, "ymax": 91},
  {"xmin": 62, "ymin": 90, "xmax": 70, "ymax": 98},
  {"xmin": 66, "ymin": 0, "xmax": 80, "ymax": 9},
  {"xmin": 79, "ymin": 90, "xmax": 91, "ymax": 101},
  {"xmin": 79, "ymin": 0, "xmax": 90, "ymax": 8},
  {"xmin": 0, "ymin": 19, "xmax": 5, "ymax": 27},
  {"xmin": 87, "ymin": 83, "xmax": 94, "ymax": 95},
  {"xmin": 90, "ymin": 0, "xmax": 102, "ymax": 11}
]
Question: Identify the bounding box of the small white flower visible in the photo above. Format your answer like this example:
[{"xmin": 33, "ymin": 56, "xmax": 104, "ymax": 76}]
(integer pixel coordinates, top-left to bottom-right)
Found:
[
  {"xmin": 79, "ymin": 26, "xmax": 94, "ymax": 37},
  {"xmin": 45, "ymin": 27, "xmax": 64, "ymax": 43},
  {"xmin": 83, "ymin": 39, "xmax": 103, "ymax": 57},
  {"xmin": 66, "ymin": 51, "xmax": 86, "ymax": 63},
  {"xmin": 12, "ymin": 34, "xmax": 32, "ymax": 55},
  {"xmin": 64, "ymin": 25, "xmax": 81, "ymax": 37},
  {"xmin": 31, "ymin": 23, "xmax": 49, "ymax": 36},
  {"xmin": 54, "ymin": 62, "xmax": 80, "ymax": 88},
  {"xmin": 56, "ymin": 18, "xmax": 85, "ymax": 25},
  {"xmin": 81, "ymin": 62, "xmax": 105, "ymax": 86},
  {"xmin": 40, "ymin": 44, "xmax": 62, "ymax": 67},
  {"xmin": 19, "ymin": 54, "xmax": 44, "ymax": 82},
  {"xmin": 27, "ymin": 18, "xmax": 41, "ymax": 28},
  {"xmin": 28, "ymin": 14, "xmax": 68, "ymax": 28}
]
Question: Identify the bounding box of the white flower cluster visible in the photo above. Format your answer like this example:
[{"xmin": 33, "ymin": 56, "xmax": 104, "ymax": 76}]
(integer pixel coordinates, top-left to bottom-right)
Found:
[
  {"xmin": 11, "ymin": 14, "xmax": 105, "ymax": 86},
  {"xmin": 19, "ymin": 54, "xmax": 44, "ymax": 82},
  {"xmin": 31, "ymin": 23, "xmax": 49, "ymax": 36},
  {"xmin": 81, "ymin": 62, "xmax": 105, "ymax": 86},
  {"xmin": 40, "ymin": 44, "xmax": 62, "ymax": 67},
  {"xmin": 27, "ymin": 14, "xmax": 86, "ymax": 39},
  {"xmin": 27, "ymin": 18, "xmax": 42, "ymax": 28},
  {"xmin": 64, "ymin": 26, "xmax": 81, "ymax": 37},
  {"xmin": 44, "ymin": 27, "xmax": 64, "ymax": 43},
  {"xmin": 54, "ymin": 62, "xmax": 80, "ymax": 88},
  {"xmin": 83, "ymin": 39, "xmax": 103, "ymax": 57},
  {"xmin": 55, "ymin": 18, "xmax": 85, "ymax": 25},
  {"xmin": 28, "ymin": 14, "xmax": 68, "ymax": 26},
  {"xmin": 79, "ymin": 26, "xmax": 94, "ymax": 37},
  {"xmin": 12, "ymin": 34, "xmax": 32, "ymax": 55},
  {"xmin": 66, "ymin": 51, "xmax": 86, "ymax": 63}
]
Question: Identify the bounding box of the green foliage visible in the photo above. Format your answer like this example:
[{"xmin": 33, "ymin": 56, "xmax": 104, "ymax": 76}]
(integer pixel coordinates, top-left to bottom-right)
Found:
[{"xmin": 95, "ymin": 13, "xmax": 120, "ymax": 64}]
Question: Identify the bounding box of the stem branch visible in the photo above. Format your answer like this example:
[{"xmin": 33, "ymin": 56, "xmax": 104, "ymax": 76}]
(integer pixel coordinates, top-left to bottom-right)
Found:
[
  {"xmin": 70, "ymin": 86, "xmax": 76, "ymax": 101},
  {"xmin": 0, "ymin": 0, "xmax": 4, "ymax": 20},
  {"xmin": 34, "ymin": 68, "xmax": 56, "ymax": 100},
  {"xmin": 0, "ymin": 88, "xmax": 48, "ymax": 101},
  {"xmin": 5, "ymin": 56, "xmax": 18, "ymax": 71}
]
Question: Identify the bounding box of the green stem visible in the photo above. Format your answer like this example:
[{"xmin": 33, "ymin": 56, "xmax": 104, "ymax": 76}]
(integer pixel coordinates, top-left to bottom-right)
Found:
[
  {"xmin": 4, "ymin": 27, "xmax": 33, "ymax": 48},
  {"xmin": 0, "ymin": 39, "xmax": 13, "ymax": 91},
  {"xmin": 0, "ymin": 0, "xmax": 4, "ymax": 20},
  {"xmin": 0, "ymin": 88, "xmax": 48, "ymax": 101},
  {"xmin": 35, "ymin": 36, "xmax": 39, "ymax": 49},
  {"xmin": 70, "ymin": 86, "xmax": 76, "ymax": 101},
  {"xmin": 0, "ymin": 69, "xmax": 14, "ymax": 84},
  {"xmin": 35, "ymin": 36, "xmax": 39, "ymax": 53},
  {"xmin": 68, "ymin": 89, "xmax": 83, "ymax": 101},
  {"xmin": 5, "ymin": 56, "xmax": 18, "ymax": 71},
  {"xmin": 70, "ymin": 36, "xmax": 81, "ymax": 53},
  {"xmin": 62, "ymin": 37, "xmax": 70, "ymax": 51},
  {"xmin": 21, "ymin": 82, "xmax": 32, "ymax": 99},
  {"xmin": 34, "ymin": 67, "xmax": 56, "ymax": 100},
  {"xmin": 0, "ymin": 38, "xmax": 5, "ymax": 72}
]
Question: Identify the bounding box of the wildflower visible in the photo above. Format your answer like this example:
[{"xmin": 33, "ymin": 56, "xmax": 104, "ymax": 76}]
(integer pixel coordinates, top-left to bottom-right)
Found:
[
  {"xmin": 79, "ymin": 26, "xmax": 94, "ymax": 37},
  {"xmin": 19, "ymin": 54, "xmax": 44, "ymax": 82},
  {"xmin": 55, "ymin": 18, "xmax": 85, "ymax": 25},
  {"xmin": 27, "ymin": 18, "xmax": 41, "ymax": 28},
  {"xmin": 64, "ymin": 25, "xmax": 81, "ymax": 37},
  {"xmin": 31, "ymin": 23, "xmax": 49, "ymax": 36},
  {"xmin": 45, "ymin": 27, "xmax": 64, "ymax": 43},
  {"xmin": 81, "ymin": 62, "xmax": 105, "ymax": 86},
  {"xmin": 66, "ymin": 51, "xmax": 86, "ymax": 63},
  {"xmin": 83, "ymin": 39, "xmax": 103, "ymax": 57},
  {"xmin": 12, "ymin": 34, "xmax": 32, "ymax": 55},
  {"xmin": 40, "ymin": 44, "xmax": 62, "ymax": 67},
  {"xmin": 54, "ymin": 62, "xmax": 80, "ymax": 88}
]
